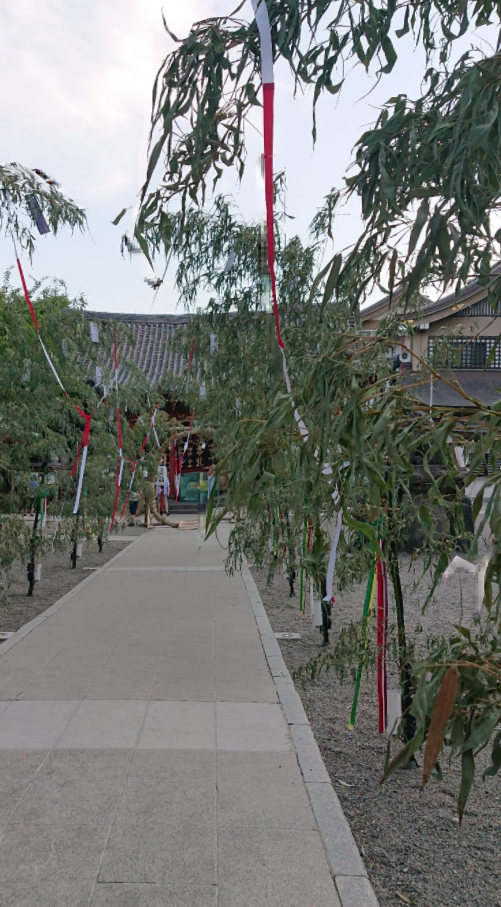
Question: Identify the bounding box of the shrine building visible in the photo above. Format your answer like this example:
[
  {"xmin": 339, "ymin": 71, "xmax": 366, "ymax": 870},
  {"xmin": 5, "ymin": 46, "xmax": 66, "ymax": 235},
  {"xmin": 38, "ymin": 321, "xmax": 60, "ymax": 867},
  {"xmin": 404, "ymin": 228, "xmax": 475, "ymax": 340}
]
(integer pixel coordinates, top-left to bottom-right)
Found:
[{"xmin": 85, "ymin": 311, "xmax": 213, "ymax": 504}]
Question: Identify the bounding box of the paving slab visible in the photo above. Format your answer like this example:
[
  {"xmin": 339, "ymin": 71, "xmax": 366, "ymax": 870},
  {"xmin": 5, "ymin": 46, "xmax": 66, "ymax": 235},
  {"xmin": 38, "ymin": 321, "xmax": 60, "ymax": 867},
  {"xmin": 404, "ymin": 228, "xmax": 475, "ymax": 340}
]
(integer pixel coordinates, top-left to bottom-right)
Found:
[
  {"xmin": 91, "ymin": 885, "xmax": 218, "ymax": 907},
  {"xmin": 0, "ymin": 526, "xmax": 375, "ymax": 906}
]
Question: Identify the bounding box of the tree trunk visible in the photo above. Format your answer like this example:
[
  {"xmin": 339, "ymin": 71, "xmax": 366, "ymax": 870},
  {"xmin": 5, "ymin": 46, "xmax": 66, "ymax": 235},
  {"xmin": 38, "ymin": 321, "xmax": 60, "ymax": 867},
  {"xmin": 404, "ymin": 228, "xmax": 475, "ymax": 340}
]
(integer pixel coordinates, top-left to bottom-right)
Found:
[
  {"xmin": 388, "ymin": 535, "xmax": 416, "ymax": 750},
  {"xmin": 71, "ymin": 515, "xmax": 79, "ymax": 569},
  {"xmin": 27, "ymin": 505, "xmax": 39, "ymax": 596},
  {"xmin": 320, "ymin": 576, "xmax": 331, "ymax": 647}
]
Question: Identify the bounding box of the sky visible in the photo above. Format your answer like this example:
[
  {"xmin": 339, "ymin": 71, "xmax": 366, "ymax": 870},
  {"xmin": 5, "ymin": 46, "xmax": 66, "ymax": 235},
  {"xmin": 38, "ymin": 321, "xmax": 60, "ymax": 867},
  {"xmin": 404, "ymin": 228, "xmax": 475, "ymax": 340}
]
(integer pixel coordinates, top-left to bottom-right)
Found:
[{"xmin": 0, "ymin": 1, "xmax": 494, "ymax": 315}]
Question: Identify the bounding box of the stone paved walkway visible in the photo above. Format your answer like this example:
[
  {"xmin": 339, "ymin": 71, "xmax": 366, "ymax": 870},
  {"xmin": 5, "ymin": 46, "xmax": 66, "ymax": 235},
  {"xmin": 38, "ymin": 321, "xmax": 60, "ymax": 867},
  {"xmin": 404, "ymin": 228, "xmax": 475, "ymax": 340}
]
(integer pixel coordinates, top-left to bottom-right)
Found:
[{"xmin": 0, "ymin": 527, "xmax": 363, "ymax": 906}]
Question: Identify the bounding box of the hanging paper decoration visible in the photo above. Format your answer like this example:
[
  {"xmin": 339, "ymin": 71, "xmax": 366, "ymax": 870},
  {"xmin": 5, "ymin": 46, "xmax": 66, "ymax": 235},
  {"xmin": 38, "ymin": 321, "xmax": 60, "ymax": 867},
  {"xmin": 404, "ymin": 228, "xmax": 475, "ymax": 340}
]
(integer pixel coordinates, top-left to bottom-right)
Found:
[
  {"xmin": 32, "ymin": 167, "xmax": 60, "ymax": 187},
  {"xmin": 89, "ymin": 322, "xmax": 99, "ymax": 343},
  {"xmin": 145, "ymin": 277, "xmax": 163, "ymax": 290},
  {"xmin": 27, "ymin": 195, "xmax": 50, "ymax": 235},
  {"xmin": 348, "ymin": 566, "xmax": 376, "ymax": 730},
  {"xmin": 61, "ymin": 339, "xmax": 68, "ymax": 356},
  {"xmin": 210, "ymin": 334, "xmax": 218, "ymax": 354},
  {"xmin": 95, "ymin": 366, "xmax": 102, "ymax": 386},
  {"xmin": 224, "ymin": 248, "xmax": 236, "ymax": 272},
  {"xmin": 251, "ymin": 0, "xmax": 281, "ymax": 344}
]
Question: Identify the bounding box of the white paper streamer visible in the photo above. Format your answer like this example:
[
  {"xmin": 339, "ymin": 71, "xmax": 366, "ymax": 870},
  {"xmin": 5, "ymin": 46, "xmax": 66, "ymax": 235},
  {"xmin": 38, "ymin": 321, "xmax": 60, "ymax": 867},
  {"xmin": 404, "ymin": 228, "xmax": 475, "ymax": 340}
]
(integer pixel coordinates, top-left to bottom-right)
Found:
[
  {"xmin": 89, "ymin": 322, "xmax": 99, "ymax": 343},
  {"xmin": 72, "ymin": 443, "xmax": 88, "ymax": 514},
  {"xmin": 251, "ymin": 0, "xmax": 274, "ymax": 83},
  {"xmin": 224, "ymin": 248, "xmax": 237, "ymax": 272},
  {"xmin": 38, "ymin": 336, "xmax": 67, "ymax": 393}
]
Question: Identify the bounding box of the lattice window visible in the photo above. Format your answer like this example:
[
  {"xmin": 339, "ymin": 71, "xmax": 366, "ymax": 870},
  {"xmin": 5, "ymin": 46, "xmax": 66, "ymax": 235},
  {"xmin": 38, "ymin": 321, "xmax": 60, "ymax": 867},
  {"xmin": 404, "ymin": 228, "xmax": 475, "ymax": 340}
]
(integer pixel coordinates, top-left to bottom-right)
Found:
[
  {"xmin": 450, "ymin": 297, "xmax": 497, "ymax": 316},
  {"xmin": 428, "ymin": 336, "xmax": 501, "ymax": 368}
]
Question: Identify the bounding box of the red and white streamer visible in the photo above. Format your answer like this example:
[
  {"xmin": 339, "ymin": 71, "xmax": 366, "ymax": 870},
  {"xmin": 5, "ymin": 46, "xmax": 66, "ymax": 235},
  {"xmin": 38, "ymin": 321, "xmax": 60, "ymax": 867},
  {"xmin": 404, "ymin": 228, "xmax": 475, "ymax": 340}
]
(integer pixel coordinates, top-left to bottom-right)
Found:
[
  {"xmin": 110, "ymin": 336, "xmax": 124, "ymax": 531},
  {"xmin": 10, "ymin": 226, "xmax": 92, "ymax": 514},
  {"xmin": 252, "ymin": 0, "xmax": 342, "ymax": 602}
]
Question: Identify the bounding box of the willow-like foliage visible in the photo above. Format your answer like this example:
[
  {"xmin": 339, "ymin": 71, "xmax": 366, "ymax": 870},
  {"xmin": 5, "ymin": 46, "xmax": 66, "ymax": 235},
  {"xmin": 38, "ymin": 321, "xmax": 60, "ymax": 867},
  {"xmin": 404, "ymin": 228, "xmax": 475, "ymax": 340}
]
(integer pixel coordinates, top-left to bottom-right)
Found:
[
  {"xmin": 0, "ymin": 163, "xmax": 86, "ymax": 257},
  {"xmin": 132, "ymin": 0, "xmax": 501, "ymax": 815}
]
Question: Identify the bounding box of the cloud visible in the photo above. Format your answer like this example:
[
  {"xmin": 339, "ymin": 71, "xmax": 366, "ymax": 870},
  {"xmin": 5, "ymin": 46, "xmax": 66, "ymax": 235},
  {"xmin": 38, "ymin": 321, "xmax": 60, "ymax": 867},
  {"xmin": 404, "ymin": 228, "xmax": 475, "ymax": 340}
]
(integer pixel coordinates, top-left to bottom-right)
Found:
[{"xmin": 0, "ymin": 0, "xmax": 216, "ymax": 204}]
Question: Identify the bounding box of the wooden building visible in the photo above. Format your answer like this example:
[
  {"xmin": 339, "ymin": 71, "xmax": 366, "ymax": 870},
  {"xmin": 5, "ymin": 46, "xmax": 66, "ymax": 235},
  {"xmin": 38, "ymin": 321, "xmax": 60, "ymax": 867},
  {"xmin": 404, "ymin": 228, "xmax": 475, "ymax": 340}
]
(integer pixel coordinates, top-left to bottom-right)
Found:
[
  {"xmin": 85, "ymin": 311, "xmax": 213, "ymax": 503},
  {"xmin": 361, "ymin": 271, "xmax": 501, "ymax": 407}
]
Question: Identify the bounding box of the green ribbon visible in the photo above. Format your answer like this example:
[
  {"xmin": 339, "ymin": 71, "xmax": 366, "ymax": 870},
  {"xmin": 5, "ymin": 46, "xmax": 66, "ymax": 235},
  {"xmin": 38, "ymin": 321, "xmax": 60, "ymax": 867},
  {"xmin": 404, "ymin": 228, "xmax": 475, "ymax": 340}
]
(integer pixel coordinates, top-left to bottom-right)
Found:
[{"xmin": 348, "ymin": 565, "xmax": 376, "ymax": 730}]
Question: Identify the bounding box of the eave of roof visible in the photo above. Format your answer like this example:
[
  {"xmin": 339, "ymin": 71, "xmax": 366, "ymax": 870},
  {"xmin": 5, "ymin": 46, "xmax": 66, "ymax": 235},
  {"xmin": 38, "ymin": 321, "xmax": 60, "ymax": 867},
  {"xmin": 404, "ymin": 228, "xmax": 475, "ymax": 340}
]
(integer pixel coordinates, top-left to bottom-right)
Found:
[{"xmin": 361, "ymin": 264, "xmax": 501, "ymax": 322}]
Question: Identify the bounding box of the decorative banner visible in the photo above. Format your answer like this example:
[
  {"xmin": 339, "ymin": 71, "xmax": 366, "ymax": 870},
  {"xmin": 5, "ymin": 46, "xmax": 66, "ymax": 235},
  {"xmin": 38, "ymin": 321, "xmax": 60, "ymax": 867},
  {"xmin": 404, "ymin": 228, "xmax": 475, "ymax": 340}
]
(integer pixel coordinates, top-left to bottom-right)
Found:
[
  {"xmin": 210, "ymin": 334, "xmax": 218, "ymax": 354},
  {"xmin": 224, "ymin": 248, "xmax": 237, "ymax": 272},
  {"xmin": 95, "ymin": 366, "xmax": 102, "ymax": 386},
  {"xmin": 28, "ymin": 195, "xmax": 50, "ymax": 235},
  {"xmin": 89, "ymin": 322, "xmax": 99, "ymax": 343},
  {"xmin": 62, "ymin": 339, "xmax": 68, "ymax": 356},
  {"xmin": 252, "ymin": 0, "xmax": 344, "ymax": 606},
  {"xmin": 251, "ymin": 0, "xmax": 283, "ymax": 350}
]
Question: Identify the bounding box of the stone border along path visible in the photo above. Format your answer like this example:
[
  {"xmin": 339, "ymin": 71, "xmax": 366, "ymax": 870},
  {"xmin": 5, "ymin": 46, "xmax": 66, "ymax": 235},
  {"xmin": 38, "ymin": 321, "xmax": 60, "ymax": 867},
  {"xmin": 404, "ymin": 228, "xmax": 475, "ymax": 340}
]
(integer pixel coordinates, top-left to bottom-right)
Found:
[{"xmin": 0, "ymin": 525, "xmax": 378, "ymax": 907}]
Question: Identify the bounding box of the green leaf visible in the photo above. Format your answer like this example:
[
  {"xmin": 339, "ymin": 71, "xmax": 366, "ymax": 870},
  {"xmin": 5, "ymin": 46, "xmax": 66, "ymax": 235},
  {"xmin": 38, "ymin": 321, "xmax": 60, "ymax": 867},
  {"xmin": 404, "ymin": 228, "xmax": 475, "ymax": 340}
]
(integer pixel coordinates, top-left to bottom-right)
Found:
[
  {"xmin": 484, "ymin": 730, "xmax": 501, "ymax": 779},
  {"xmin": 381, "ymin": 37, "xmax": 397, "ymax": 74},
  {"xmin": 381, "ymin": 729, "xmax": 424, "ymax": 782},
  {"xmin": 408, "ymin": 199, "xmax": 429, "ymax": 258},
  {"xmin": 321, "ymin": 253, "xmax": 342, "ymax": 310},
  {"xmin": 458, "ymin": 749, "xmax": 475, "ymax": 824},
  {"xmin": 111, "ymin": 208, "xmax": 128, "ymax": 226},
  {"xmin": 462, "ymin": 709, "xmax": 501, "ymax": 753}
]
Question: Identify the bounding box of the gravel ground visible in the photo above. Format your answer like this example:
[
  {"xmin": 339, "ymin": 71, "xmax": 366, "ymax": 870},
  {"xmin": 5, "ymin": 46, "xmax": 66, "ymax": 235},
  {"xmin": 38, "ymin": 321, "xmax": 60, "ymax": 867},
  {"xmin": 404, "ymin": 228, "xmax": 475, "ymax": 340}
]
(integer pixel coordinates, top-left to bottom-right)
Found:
[
  {"xmin": 252, "ymin": 555, "xmax": 501, "ymax": 907},
  {"xmin": 0, "ymin": 525, "xmax": 150, "ymax": 633}
]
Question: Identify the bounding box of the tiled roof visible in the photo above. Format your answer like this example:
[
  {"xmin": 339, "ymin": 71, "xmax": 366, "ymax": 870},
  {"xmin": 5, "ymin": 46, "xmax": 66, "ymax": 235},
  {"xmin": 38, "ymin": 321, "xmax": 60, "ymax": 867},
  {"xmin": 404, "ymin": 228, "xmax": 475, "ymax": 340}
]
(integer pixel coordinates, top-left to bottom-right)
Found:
[
  {"xmin": 85, "ymin": 311, "xmax": 190, "ymax": 387},
  {"xmin": 361, "ymin": 264, "xmax": 501, "ymax": 321}
]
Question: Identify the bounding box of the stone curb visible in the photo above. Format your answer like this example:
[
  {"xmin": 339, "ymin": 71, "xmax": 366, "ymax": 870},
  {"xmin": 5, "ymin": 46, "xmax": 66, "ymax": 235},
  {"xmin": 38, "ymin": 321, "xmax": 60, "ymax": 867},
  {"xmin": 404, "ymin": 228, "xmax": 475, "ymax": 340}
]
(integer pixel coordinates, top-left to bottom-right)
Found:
[
  {"xmin": 241, "ymin": 562, "xmax": 380, "ymax": 907},
  {"xmin": 0, "ymin": 535, "xmax": 144, "ymax": 658}
]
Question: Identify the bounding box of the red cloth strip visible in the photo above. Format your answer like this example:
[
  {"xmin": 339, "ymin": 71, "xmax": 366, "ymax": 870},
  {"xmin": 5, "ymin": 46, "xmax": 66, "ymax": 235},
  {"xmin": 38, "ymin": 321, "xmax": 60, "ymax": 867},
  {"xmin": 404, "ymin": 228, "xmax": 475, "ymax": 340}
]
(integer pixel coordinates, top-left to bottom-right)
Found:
[
  {"xmin": 262, "ymin": 82, "xmax": 284, "ymax": 350},
  {"xmin": 16, "ymin": 258, "xmax": 39, "ymax": 331}
]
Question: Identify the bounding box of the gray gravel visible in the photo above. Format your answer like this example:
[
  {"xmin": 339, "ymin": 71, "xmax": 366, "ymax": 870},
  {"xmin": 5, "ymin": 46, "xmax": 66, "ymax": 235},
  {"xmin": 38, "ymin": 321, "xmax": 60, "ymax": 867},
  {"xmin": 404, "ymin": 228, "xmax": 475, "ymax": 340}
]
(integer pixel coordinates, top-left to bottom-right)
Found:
[
  {"xmin": 0, "ymin": 525, "xmax": 149, "ymax": 633},
  {"xmin": 252, "ymin": 555, "xmax": 501, "ymax": 907}
]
